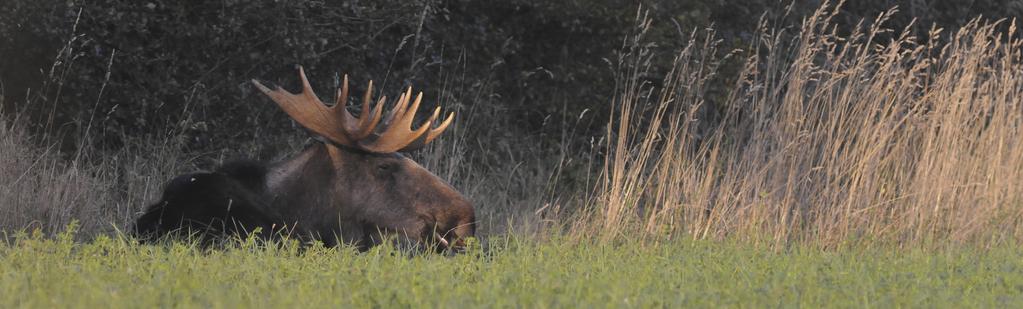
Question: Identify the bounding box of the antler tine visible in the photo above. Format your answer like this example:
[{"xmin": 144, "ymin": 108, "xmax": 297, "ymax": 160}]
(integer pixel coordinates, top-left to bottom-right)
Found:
[
  {"xmin": 333, "ymin": 74, "xmax": 361, "ymax": 135},
  {"xmin": 398, "ymin": 106, "xmax": 440, "ymax": 151},
  {"xmin": 351, "ymin": 80, "xmax": 384, "ymax": 140},
  {"xmin": 427, "ymin": 111, "xmax": 455, "ymax": 142},
  {"xmin": 423, "ymin": 106, "xmax": 442, "ymax": 129},
  {"xmin": 298, "ymin": 66, "xmax": 314, "ymax": 95},
  {"xmin": 359, "ymin": 89, "xmax": 432, "ymax": 153},
  {"xmin": 378, "ymin": 87, "xmax": 413, "ymax": 132},
  {"xmin": 393, "ymin": 91, "xmax": 432, "ymax": 143},
  {"xmin": 398, "ymin": 90, "xmax": 425, "ymax": 131},
  {"xmin": 251, "ymin": 66, "xmax": 354, "ymax": 146},
  {"xmin": 335, "ymin": 74, "xmax": 349, "ymax": 108},
  {"xmin": 400, "ymin": 110, "xmax": 455, "ymax": 152},
  {"xmin": 255, "ymin": 67, "xmax": 455, "ymax": 153}
]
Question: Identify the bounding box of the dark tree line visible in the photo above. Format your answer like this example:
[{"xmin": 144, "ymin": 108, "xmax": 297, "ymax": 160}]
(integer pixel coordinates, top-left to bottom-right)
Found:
[{"xmin": 1, "ymin": 0, "xmax": 1018, "ymax": 157}]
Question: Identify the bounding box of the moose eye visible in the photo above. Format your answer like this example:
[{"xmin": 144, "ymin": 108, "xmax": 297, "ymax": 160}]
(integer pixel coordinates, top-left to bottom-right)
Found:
[{"xmin": 377, "ymin": 163, "xmax": 395, "ymax": 172}]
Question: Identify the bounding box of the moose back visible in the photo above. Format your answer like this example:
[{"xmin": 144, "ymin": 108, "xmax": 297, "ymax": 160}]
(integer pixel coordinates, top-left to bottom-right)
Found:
[{"xmin": 133, "ymin": 67, "xmax": 476, "ymax": 252}]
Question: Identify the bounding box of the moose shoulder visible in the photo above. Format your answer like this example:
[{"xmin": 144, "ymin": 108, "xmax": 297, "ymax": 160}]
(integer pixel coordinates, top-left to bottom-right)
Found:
[{"xmin": 133, "ymin": 67, "xmax": 476, "ymax": 252}]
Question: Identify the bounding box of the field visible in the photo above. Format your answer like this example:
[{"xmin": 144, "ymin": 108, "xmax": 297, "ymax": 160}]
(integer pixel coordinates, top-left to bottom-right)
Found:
[
  {"xmin": 3, "ymin": 232, "xmax": 1022, "ymax": 308},
  {"xmin": 3, "ymin": 2, "xmax": 1023, "ymax": 307}
]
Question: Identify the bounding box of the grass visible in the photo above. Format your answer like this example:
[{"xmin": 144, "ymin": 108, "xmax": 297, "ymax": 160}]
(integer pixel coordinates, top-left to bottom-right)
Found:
[
  {"xmin": 585, "ymin": 4, "xmax": 1023, "ymax": 248},
  {"xmin": 2, "ymin": 230, "xmax": 1022, "ymax": 308},
  {"xmin": 3, "ymin": 2, "xmax": 1020, "ymax": 247},
  {"xmin": 2, "ymin": 2, "xmax": 1023, "ymax": 306}
]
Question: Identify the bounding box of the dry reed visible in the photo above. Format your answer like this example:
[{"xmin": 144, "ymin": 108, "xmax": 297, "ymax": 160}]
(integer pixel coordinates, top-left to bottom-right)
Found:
[{"xmin": 588, "ymin": 3, "xmax": 1023, "ymax": 249}]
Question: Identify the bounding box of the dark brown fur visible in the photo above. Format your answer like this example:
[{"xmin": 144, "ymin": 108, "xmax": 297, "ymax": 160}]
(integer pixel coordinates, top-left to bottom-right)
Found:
[{"xmin": 134, "ymin": 142, "xmax": 476, "ymax": 252}]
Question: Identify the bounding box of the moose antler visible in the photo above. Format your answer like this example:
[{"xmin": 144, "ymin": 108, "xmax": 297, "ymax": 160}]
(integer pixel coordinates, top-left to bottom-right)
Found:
[{"xmin": 252, "ymin": 67, "xmax": 454, "ymax": 153}]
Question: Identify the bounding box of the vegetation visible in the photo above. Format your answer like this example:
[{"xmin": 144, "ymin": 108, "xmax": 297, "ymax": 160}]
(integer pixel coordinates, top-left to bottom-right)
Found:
[
  {"xmin": 588, "ymin": 5, "xmax": 1023, "ymax": 248},
  {"xmin": 3, "ymin": 0, "xmax": 1023, "ymax": 306},
  {"xmin": 2, "ymin": 0, "xmax": 1022, "ymax": 244},
  {"xmin": 2, "ymin": 230, "xmax": 1022, "ymax": 307}
]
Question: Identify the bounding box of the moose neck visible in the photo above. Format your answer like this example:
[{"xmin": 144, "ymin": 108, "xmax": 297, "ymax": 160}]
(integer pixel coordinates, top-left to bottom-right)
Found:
[{"xmin": 264, "ymin": 142, "xmax": 342, "ymax": 231}]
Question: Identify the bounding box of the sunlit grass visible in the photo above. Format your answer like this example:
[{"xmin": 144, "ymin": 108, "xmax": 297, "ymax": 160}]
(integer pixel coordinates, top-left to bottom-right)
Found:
[
  {"xmin": 588, "ymin": 3, "xmax": 1023, "ymax": 248},
  {"xmin": 2, "ymin": 2, "xmax": 1023, "ymax": 306},
  {"xmin": 2, "ymin": 229, "xmax": 1022, "ymax": 308}
]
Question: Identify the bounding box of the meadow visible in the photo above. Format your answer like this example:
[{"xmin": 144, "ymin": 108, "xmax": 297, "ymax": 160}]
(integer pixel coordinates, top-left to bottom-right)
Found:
[
  {"xmin": 2, "ymin": 2, "xmax": 1023, "ymax": 307},
  {"xmin": 3, "ymin": 231, "xmax": 1022, "ymax": 308}
]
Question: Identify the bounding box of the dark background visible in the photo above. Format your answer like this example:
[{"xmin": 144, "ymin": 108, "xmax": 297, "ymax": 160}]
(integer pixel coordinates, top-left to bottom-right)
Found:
[{"xmin": 1, "ymin": 0, "xmax": 1019, "ymax": 159}]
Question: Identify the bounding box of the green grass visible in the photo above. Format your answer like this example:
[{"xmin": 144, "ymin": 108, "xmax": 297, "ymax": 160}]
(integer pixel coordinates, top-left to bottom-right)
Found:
[
  {"xmin": 2, "ymin": 230, "xmax": 1022, "ymax": 308},
  {"xmin": 2, "ymin": 7, "xmax": 1022, "ymax": 308}
]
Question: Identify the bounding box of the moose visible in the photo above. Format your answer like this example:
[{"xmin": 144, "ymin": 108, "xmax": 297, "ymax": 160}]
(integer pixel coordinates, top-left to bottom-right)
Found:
[{"xmin": 133, "ymin": 67, "xmax": 476, "ymax": 252}]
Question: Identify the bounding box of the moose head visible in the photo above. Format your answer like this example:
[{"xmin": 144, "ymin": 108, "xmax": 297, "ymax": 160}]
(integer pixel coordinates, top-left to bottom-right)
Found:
[{"xmin": 134, "ymin": 67, "xmax": 476, "ymax": 252}]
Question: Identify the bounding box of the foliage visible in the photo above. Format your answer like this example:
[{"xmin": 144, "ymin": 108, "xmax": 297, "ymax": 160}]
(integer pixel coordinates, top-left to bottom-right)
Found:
[
  {"xmin": 3, "ymin": 3, "xmax": 1023, "ymax": 306},
  {"xmin": 2, "ymin": 1, "xmax": 1023, "ymax": 245},
  {"xmin": 2, "ymin": 232, "xmax": 1022, "ymax": 307},
  {"xmin": 4, "ymin": 1, "xmax": 1019, "ymax": 153},
  {"xmin": 588, "ymin": 2, "xmax": 1023, "ymax": 248},
  {"xmin": 0, "ymin": 0, "xmax": 636, "ymax": 154}
]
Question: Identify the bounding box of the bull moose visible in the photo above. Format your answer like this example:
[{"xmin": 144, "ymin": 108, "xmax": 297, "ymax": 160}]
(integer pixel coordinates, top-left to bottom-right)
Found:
[{"xmin": 133, "ymin": 67, "xmax": 476, "ymax": 252}]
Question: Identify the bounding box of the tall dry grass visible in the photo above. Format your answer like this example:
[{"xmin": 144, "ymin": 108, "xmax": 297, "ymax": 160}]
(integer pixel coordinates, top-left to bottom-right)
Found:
[
  {"xmin": 0, "ymin": 110, "xmax": 193, "ymax": 237},
  {"xmin": 0, "ymin": 25, "xmax": 568, "ymax": 239},
  {"xmin": 4, "ymin": 2, "xmax": 1021, "ymax": 249},
  {"xmin": 588, "ymin": 3, "xmax": 1023, "ymax": 248},
  {"xmin": 0, "ymin": 49, "xmax": 566, "ymax": 240},
  {"xmin": 0, "ymin": 13, "xmax": 194, "ymax": 238}
]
